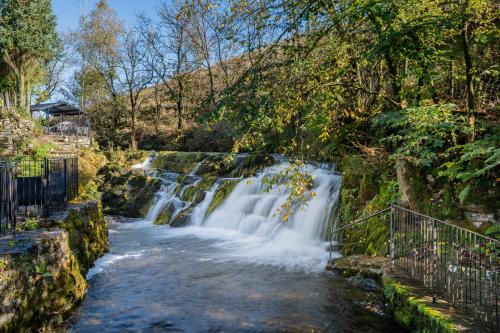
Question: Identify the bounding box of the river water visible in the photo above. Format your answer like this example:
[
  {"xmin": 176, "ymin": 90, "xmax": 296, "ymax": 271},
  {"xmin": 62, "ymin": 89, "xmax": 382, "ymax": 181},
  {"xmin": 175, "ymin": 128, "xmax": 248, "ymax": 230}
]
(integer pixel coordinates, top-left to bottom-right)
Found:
[
  {"xmin": 65, "ymin": 216, "xmax": 403, "ymax": 333},
  {"xmin": 65, "ymin": 158, "xmax": 403, "ymax": 332}
]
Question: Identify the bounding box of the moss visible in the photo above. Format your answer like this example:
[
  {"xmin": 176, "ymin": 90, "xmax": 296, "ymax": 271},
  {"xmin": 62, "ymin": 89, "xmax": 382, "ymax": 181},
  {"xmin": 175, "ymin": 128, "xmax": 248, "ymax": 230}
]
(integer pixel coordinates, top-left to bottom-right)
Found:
[
  {"xmin": 101, "ymin": 171, "xmax": 161, "ymax": 218},
  {"xmin": 180, "ymin": 185, "xmax": 200, "ymax": 202},
  {"xmin": 197, "ymin": 175, "xmax": 218, "ymax": 191},
  {"xmin": 206, "ymin": 179, "xmax": 239, "ymax": 215},
  {"xmin": 342, "ymin": 179, "xmax": 398, "ymax": 256},
  {"xmin": 154, "ymin": 205, "xmax": 174, "ymax": 225},
  {"xmin": 57, "ymin": 202, "xmax": 109, "ymax": 274},
  {"xmin": 383, "ymin": 278, "xmax": 456, "ymax": 333},
  {"xmin": 152, "ymin": 151, "xmax": 207, "ymax": 174}
]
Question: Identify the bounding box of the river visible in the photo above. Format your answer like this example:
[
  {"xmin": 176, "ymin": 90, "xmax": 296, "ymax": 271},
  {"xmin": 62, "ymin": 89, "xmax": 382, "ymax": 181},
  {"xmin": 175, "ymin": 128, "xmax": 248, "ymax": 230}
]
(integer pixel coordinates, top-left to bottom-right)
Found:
[
  {"xmin": 64, "ymin": 216, "xmax": 402, "ymax": 332},
  {"xmin": 65, "ymin": 157, "xmax": 404, "ymax": 332}
]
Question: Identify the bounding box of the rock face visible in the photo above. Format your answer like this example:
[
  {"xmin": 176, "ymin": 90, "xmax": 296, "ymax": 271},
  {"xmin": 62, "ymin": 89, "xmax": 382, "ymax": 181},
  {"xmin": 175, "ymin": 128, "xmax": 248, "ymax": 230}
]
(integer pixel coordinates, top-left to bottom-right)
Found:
[
  {"xmin": 99, "ymin": 169, "xmax": 161, "ymax": 217},
  {"xmin": 0, "ymin": 201, "xmax": 108, "ymax": 332},
  {"xmin": 0, "ymin": 114, "xmax": 37, "ymax": 156}
]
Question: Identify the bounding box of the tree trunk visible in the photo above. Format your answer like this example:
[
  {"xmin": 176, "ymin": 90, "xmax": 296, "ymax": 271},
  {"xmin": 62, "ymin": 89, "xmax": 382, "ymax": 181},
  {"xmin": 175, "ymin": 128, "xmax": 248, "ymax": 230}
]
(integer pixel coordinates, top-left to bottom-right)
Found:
[
  {"xmin": 18, "ymin": 72, "xmax": 25, "ymax": 114},
  {"xmin": 395, "ymin": 159, "xmax": 422, "ymax": 211},
  {"xmin": 130, "ymin": 106, "xmax": 137, "ymax": 150},
  {"xmin": 177, "ymin": 79, "xmax": 183, "ymax": 130},
  {"xmin": 461, "ymin": 1, "xmax": 475, "ymax": 139}
]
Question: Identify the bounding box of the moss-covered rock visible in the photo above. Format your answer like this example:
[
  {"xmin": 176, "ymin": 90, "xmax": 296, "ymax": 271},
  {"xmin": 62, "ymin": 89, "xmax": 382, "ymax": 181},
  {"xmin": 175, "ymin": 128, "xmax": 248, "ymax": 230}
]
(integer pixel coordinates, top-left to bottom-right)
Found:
[
  {"xmin": 154, "ymin": 202, "xmax": 177, "ymax": 225},
  {"xmin": 0, "ymin": 201, "xmax": 108, "ymax": 333},
  {"xmin": 206, "ymin": 179, "xmax": 240, "ymax": 216},
  {"xmin": 169, "ymin": 206, "xmax": 193, "ymax": 227},
  {"xmin": 383, "ymin": 278, "xmax": 462, "ymax": 333},
  {"xmin": 55, "ymin": 201, "xmax": 109, "ymax": 273},
  {"xmin": 100, "ymin": 169, "xmax": 161, "ymax": 218},
  {"xmin": 327, "ymin": 256, "xmax": 482, "ymax": 333},
  {"xmin": 152, "ymin": 151, "xmax": 207, "ymax": 174},
  {"xmin": 197, "ymin": 175, "xmax": 218, "ymax": 191}
]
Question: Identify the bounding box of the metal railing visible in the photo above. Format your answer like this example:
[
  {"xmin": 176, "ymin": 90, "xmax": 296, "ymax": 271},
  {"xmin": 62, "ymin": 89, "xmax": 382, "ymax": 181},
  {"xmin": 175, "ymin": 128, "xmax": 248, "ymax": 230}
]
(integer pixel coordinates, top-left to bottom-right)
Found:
[
  {"xmin": 332, "ymin": 204, "xmax": 500, "ymax": 332},
  {"xmin": 0, "ymin": 163, "xmax": 17, "ymax": 233},
  {"xmin": 0, "ymin": 156, "xmax": 79, "ymax": 219}
]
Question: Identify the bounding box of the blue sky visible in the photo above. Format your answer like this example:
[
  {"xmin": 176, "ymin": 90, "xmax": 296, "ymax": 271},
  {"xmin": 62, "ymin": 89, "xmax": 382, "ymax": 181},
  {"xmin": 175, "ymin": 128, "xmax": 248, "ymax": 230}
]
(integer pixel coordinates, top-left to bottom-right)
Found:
[
  {"xmin": 50, "ymin": 0, "xmax": 160, "ymax": 101},
  {"xmin": 52, "ymin": 0, "xmax": 159, "ymax": 34}
]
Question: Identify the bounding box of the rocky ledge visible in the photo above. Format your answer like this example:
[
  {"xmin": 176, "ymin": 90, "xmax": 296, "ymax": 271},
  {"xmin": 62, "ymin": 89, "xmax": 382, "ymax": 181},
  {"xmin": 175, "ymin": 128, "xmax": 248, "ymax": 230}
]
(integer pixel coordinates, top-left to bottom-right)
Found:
[{"xmin": 0, "ymin": 201, "xmax": 108, "ymax": 332}]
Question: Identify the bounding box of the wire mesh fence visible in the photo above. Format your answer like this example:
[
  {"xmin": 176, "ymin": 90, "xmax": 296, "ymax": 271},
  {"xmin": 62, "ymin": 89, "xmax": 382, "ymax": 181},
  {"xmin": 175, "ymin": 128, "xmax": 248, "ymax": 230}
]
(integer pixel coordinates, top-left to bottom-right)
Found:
[{"xmin": 332, "ymin": 204, "xmax": 500, "ymax": 332}]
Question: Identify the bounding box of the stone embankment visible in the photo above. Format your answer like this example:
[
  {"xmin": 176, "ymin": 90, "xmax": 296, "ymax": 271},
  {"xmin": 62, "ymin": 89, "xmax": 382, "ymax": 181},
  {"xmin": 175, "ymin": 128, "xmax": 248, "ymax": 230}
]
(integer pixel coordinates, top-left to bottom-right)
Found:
[
  {"xmin": 327, "ymin": 256, "xmax": 487, "ymax": 333},
  {"xmin": 0, "ymin": 201, "xmax": 108, "ymax": 332}
]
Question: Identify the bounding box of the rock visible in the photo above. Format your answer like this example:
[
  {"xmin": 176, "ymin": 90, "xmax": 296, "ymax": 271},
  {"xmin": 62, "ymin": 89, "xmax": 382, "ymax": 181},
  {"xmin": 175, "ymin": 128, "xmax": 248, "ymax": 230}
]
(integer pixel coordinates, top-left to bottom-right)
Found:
[
  {"xmin": 464, "ymin": 204, "xmax": 495, "ymax": 228},
  {"xmin": 154, "ymin": 202, "xmax": 177, "ymax": 225},
  {"xmin": 170, "ymin": 206, "xmax": 193, "ymax": 227},
  {"xmin": 0, "ymin": 201, "xmax": 107, "ymax": 332},
  {"xmin": 100, "ymin": 169, "xmax": 161, "ymax": 218},
  {"xmin": 152, "ymin": 151, "xmax": 207, "ymax": 174},
  {"xmin": 206, "ymin": 179, "xmax": 240, "ymax": 215}
]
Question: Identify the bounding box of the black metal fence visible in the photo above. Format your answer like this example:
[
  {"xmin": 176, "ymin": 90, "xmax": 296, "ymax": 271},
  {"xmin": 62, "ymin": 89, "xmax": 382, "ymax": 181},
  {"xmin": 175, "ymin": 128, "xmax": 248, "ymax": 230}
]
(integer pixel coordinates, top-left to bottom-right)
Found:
[
  {"xmin": 0, "ymin": 163, "xmax": 17, "ymax": 233},
  {"xmin": 332, "ymin": 204, "xmax": 500, "ymax": 332},
  {"xmin": 0, "ymin": 156, "xmax": 78, "ymax": 221}
]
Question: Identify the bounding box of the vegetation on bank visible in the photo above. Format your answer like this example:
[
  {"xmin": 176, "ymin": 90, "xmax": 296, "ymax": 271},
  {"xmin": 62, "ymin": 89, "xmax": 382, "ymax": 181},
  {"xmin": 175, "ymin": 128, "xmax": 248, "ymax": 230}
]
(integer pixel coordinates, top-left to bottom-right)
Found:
[{"xmin": 0, "ymin": 0, "xmax": 497, "ymax": 234}]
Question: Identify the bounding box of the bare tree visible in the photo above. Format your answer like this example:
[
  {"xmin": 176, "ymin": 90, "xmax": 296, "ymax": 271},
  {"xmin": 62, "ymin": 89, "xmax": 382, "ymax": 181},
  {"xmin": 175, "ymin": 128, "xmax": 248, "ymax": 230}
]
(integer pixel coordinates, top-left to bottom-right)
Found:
[
  {"xmin": 118, "ymin": 28, "xmax": 152, "ymax": 149},
  {"xmin": 138, "ymin": 0, "xmax": 191, "ymax": 130}
]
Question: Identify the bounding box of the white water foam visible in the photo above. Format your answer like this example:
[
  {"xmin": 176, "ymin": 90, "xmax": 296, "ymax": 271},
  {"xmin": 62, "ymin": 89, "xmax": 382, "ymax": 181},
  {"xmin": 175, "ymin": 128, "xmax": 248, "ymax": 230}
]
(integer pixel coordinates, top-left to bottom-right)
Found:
[
  {"xmin": 86, "ymin": 251, "xmax": 144, "ymax": 280},
  {"xmin": 131, "ymin": 155, "xmax": 154, "ymax": 171}
]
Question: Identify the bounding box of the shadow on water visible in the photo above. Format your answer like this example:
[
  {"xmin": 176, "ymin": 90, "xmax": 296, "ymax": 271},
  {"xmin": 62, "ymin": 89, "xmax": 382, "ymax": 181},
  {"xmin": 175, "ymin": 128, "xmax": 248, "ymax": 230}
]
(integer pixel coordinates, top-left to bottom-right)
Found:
[{"xmin": 64, "ymin": 216, "xmax": 404, "ymax": 333}]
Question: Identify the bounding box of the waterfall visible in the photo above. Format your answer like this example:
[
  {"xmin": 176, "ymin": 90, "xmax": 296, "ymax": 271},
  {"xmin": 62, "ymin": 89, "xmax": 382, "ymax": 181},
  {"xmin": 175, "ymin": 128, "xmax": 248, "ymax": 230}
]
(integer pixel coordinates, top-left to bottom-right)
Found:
[
  {"xmin": 131, "ymin": 155, "xmax": 341, "ymax": 270},
  {"xmin": 190, "ymin": 182, "xmax": 220, "ymax": 225},
  {"xmin": 131, "ymin": 154, "xmax": 154, "ymax": 171},
  {"xmin": 202, "ymin": 163, "xmax": 341, "ymax": 245}
]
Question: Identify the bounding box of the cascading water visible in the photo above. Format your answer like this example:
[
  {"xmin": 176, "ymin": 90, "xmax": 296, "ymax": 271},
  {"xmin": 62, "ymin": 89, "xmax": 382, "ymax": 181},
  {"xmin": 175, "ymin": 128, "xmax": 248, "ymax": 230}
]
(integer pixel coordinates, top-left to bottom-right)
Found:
[
  {"xmin": 127, "ymin": 155, "xmax": 341, "ymax": 271},
  {"xmin": 191, "ymin": 163, "xmax": 342, "ymax": 270},
  {"xmin": 69, "ymin": 155, "xmax": 404, "ymax": 333},
  {"xmin": 190, "ymin": 181, "xmax": 220, "ymax": 225}
]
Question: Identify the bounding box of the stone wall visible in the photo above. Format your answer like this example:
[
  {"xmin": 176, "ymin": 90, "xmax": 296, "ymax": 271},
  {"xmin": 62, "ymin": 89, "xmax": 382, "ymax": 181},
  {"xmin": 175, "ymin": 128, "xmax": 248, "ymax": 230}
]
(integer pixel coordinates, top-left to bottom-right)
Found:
[{"xmin": 0, "ymin": 201, "xmax": 108, "ymax": 332}]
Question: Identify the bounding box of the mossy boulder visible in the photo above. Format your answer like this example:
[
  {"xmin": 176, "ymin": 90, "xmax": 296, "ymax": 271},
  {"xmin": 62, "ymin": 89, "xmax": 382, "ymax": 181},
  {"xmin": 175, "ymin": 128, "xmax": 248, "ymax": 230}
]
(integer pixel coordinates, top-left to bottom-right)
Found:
[
  {"xmin": 195, "ymin": 154, "xmax": 273, "ymax": 177},
  {"xmin": 152, "ymin": 151, "xmax": 207, "ymax": 174},
  {"xmin": 100, "ymin": 169, "xmax": 161, "ymax": 217},
  {"xmin": 230, "ymin": 154, "xmax": 274, "ymax": 178},
  {"xmin": 197, "ymin": 175, "xmax": 218, "ymax": 190},
  {"xmin": 206, "ymin": 179, "xmax": 240, "ymax": 216},
  {"xmin": 154, "ymin": 202, "xmax": 177, "ymax": 225},
  {"xmin": 55, "ymin": 201, "xmax": 109, "ymax": 273},
  {"xmin": 169, "ymin": 206, "xmax": 194, "ymax": 227},
  {"xmin": 0, "ymin": 201, "xmax": 108, "ymax": 332}
]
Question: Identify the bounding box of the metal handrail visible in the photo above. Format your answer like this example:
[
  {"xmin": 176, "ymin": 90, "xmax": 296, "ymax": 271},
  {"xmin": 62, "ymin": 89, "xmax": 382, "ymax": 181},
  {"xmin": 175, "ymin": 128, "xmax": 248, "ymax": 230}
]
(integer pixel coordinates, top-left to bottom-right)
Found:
[
  {"xmin": 332, "ymin": 207, "xmax": 391, "ymax": 235},
  {"xmin": 333, "ymin": 204, "xmax": 500, "ymax": 331},
  {"xmin": 392, "ymin": 204, "xmax": 500, "ymax": 243}
]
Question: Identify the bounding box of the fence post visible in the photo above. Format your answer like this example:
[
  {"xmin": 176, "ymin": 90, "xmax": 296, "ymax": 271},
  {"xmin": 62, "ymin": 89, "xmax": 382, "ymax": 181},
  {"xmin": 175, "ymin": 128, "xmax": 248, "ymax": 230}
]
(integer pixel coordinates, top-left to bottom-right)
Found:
[
  {"xmin": 63, "ymin": 158, "xmax": 68, "ymax": 207},
  {"xmin": 43, "ymin": 157, "xmax": 49, "ymax": 217},
  {"xmin": 390, "ymin": 205, "xmax": 395, "ymax": 266}
]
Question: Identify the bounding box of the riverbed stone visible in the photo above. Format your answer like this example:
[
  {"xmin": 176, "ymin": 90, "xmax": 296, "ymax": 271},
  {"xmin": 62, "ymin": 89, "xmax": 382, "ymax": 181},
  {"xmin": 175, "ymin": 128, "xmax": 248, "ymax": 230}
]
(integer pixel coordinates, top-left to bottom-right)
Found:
[{"xmin": 169, "ymin": 206, "xmax": 194, "ymax": 227}]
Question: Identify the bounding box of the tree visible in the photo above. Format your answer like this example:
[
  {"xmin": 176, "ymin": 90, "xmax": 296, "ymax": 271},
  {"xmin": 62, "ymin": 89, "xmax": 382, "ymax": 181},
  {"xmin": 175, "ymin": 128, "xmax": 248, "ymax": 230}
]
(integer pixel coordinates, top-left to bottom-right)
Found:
[
  {"xmin": 117, "ymin": 28, "xmax": 152, "ymax": 149},
  {"xmin": 76, "ymin": 0, "xmax": 126, "ymax": 148},
  {"xmin": 139, "ymin": 0, "xmax": 191, "ymax": 130},
  {"xmin": 0, "ymin": 0, "xmax": 59, "ymax": 113}
]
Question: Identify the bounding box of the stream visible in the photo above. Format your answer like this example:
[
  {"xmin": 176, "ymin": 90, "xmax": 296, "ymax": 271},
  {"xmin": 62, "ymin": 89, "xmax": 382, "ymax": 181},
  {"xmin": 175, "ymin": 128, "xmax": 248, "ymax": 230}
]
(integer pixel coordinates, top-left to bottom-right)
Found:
[{"xmin": 65, "ymin": 157, "xmax": 404, "ymax": 332}]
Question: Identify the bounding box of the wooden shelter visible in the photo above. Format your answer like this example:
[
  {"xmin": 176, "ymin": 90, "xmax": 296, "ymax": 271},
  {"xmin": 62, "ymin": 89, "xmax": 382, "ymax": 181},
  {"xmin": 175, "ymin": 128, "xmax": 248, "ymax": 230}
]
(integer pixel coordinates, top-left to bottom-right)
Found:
[{"xmin": 31, "ymin": 102, "xmax": 90, "ymax": 137}]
